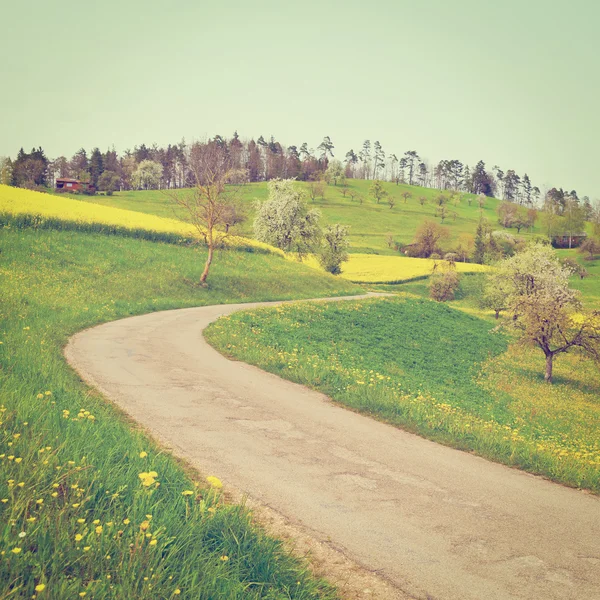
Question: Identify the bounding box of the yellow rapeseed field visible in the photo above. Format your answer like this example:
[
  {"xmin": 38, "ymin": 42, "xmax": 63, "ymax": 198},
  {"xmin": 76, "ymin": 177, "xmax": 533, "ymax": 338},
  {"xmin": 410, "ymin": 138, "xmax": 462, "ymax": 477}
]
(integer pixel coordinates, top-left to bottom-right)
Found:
[
  {"xmin": 301, "ymin": 253, "xmax": 488, "ymax": 283},
  {"xmin": 0, "ymin": 185, "xmax": 282, "ymax": 254}
]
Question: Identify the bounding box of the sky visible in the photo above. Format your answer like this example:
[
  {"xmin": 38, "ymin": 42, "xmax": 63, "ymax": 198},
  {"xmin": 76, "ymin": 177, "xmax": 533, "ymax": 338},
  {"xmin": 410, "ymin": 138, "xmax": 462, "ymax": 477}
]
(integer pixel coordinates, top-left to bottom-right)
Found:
[{"xmin": 1, "ymin": 0, "xmax": 598, "ymax": 198}]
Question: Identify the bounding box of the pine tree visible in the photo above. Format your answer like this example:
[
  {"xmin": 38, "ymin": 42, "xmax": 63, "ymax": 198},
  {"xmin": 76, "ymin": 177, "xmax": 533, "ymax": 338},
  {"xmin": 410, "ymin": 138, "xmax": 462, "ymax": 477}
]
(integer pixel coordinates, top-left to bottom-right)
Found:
[{"xmin": 473, "ymin": 220, "xmax": 486, "ymax": 264}]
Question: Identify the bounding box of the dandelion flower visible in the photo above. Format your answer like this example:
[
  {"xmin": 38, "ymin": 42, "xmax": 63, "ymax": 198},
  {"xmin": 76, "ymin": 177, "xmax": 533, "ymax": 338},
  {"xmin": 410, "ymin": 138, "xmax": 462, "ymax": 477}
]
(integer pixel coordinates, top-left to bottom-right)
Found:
[
  {"xmin": 174, "ymin": 590, "xmax": 181, "ymax": 595},
  {"xmin": 139, "ymin": 451, "xmax": 148, "ymax": 458},
  {"xmin": 83, "ymin": 546, "xmax": 90, "ymax": 552},
  {"xmin": 77, "ymin": 518, "xmax": 85, "ymax": 524},
  {"xmin": 149, "ymin": 539, "xmax": 157, "ymax": 546},
  {"xmin": 220, "ymin": 555, "xmax": 229, "ymax": 561},
  {"xmin": 206, "ymin": 476, "xmax": 223, "ymax": 489},
  {"xmin": 75, "ymin": 534, "xmax": 83, "ymax": 542},
  {"xmin": 35, "ymin": 584, "xmax": 46, "ymax": 592},
  {"xmin": 182, "ymin": 490, "xmax": 194, "ymax": 496},
  {"xmin": 11, "ymin": 548, "xmax": 21, "ymax": 554},
  {"xmin": 18, "ymin": 532, "xmax": 26, "ymax": 538},
  {"xmin": 95, "ymin": 526, "xmax": 103, "ymax": 534},
  {"xmin": 123, "ymin": 518, "xmax": 130, "ymax": 525}
]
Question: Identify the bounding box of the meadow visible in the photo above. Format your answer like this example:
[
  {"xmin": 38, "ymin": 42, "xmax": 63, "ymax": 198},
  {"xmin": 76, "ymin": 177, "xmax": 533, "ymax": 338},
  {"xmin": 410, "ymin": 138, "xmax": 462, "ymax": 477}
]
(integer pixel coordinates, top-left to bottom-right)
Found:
[
  {"xmin": 0, "ymin": 224, "xmax": 360, "ymax": 598},
  {"xmin": 57, "ymin": 180, "xmax": 539, "ymax": 254},
  {"xmin": 205, "ymin": 297, "xmax": 600, "ymax": 492}
]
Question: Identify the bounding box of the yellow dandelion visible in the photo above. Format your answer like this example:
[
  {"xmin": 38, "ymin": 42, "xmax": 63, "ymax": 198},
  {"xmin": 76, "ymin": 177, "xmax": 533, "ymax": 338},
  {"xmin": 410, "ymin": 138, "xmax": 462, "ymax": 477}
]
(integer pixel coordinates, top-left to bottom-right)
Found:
[
  {"xmin": 174, "ymin": 590, "xmax": 181, "ymax": 595},
  {"xmin": 182, "ymin": 490, "xmax": 194, "ymax": 496},
  {"xmin": 11, "ymin": 547, "xmax": 22, "ymax": 554},
  {"xmin": 77, "ymin": 518, "xmax": 85, "ymax": 524},
  {"xmin": 140, "ymin": 520, "xmax": 150, "ymax": 531},
  {"xmin": 139, "ymin": 451, "xmax": 148, "ymax": 458},
  {"xmin": 83, "ymin": 546, "xmax": 90, "ymax": 552},
  {"xmin": 123, "ymin": 518, "xmax": 130, "ymax": 525},
  {"xmin": 95, "ymin": 526, "xmax": 103, "ymax": 534},
  {"xmin": 35, "ymin": 583, "xmax": 46, "ymax": 592},
  {"xmin": 149, "ymin": 539, "xmax": 158, "ymax": 546},
  {"xmin": 220, "ymin": 555, "xmax": 229, "ymax": 561},
  {"xmin": 75, "ymin": 534, "xmax": 83, "ymax": 542},
  {"xmin": 206, "ymin": 476, "xmax": 223, "ymax": 489}
]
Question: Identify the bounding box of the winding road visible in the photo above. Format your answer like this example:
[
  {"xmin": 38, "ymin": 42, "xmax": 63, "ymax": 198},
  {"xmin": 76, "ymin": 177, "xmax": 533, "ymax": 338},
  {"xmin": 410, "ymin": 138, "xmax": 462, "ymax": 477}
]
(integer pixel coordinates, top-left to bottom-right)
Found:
[{"xmin": 65, "ymin": 294, "xmax": 600, "ymax": 600}]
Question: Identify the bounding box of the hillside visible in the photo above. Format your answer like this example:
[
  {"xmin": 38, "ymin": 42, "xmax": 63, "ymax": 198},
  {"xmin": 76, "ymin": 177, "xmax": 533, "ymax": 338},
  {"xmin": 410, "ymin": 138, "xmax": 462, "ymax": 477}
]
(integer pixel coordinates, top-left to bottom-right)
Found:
[{"xmin": 56, "ymin": 180, "xmax": 544, "ymax": 254}]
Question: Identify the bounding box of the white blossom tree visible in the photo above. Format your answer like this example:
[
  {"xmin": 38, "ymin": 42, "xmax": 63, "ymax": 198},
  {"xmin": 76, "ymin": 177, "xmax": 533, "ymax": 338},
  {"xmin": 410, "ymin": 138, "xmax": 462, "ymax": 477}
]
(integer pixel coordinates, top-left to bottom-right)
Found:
[
  {"xmin": 254, "ymin": 179, "xmax": 321, "ymax": 257},
  {"xmin": 487, "ymin": 244, "xmax": 600, "ymax": 382},
  {"xmin": 132, "ymin": 160, "xmax": 163, "ymax": 190}
]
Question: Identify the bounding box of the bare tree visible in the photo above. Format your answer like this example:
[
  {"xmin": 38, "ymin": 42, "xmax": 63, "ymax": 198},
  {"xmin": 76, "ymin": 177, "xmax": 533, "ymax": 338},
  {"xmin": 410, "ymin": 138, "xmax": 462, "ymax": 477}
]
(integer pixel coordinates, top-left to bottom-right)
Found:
[{"xmin": 166, "ymin": 141, "xmax": 244, "ymax": 284}]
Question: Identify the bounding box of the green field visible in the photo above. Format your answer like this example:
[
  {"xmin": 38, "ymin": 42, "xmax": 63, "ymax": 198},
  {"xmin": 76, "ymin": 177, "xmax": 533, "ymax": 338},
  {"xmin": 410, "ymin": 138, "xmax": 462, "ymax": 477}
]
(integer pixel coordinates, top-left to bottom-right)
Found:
[
  {"xmin": 62, "ymin": 181, "xmax": 546, "ymax": 254},
  {"xmin": 205, "ymin": 297, "xmax": 600, "ymax": 492},
  {"xmin": 0, "ymin": 227, "xmax": 359, "ymax": 598}
]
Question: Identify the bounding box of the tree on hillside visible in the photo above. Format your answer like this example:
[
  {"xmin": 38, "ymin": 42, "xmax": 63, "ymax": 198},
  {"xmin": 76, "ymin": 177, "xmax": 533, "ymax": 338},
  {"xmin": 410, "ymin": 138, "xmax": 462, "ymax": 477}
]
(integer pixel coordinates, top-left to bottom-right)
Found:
[
  {"xmin": 403, "ymin": 150, "xmax": 420, "ymax": 185},
  {"xmin": 0, "ymin": 157, "xmax": 13, "ymax": 185},
  {"xmin": 318, "ymin": 224, "xmax": 350, "ymax": 275},
  {"xmin": 370, "ymin": 180, "xmax": 387, "ymax": 204},
  {"xmin": 579, "ymin": 238, "xmax": 600, "ymax": 261},
  {"xmin": 387, "ymin": 195, "xmax": 396, "ymax": 209},
  {"xmin": 497, "ymin": 201, "xmax": 518, "ymax": 228},
  {"xmin": 166, "ymin": 141, "xmax": 245, "ymax": 284},
  {"xmin": 132, "ymin": 160, "xmax": 163, "ymax": 190},
  {"xmin": 372, "ymin": 141, "xmax": 385, "ymax": 179},
  {"xmin": 401, "ymin": 191, "xmax": 412, "ymax": 203},
  {"xmin": 419, "ymin": 195, "xmax": 427, "ymax": 206},
  {"xmin": 89, "ymin": 148, "xmax": 104, "ymax": 188},
  {"xmin": 456, "ymin": 233, "xmax": 475, "ymax": 262},
  {"xmin": 97, "ymin": 171, "xmax": 120, "ymax": 195},
  {"xmin": 254, "ymin": 178, "xmax": 321, "ymax": 258},
  {"xmin": 412, "ymin": 219, "xmax": 450, "ymax": 257},
  {"xmin": 308, "ymin": 179, "xmax": 325, "ymax": 202},
  {"xmin": 325, "ymin": 160, "xmax": 344, "ymax": 185},
  {"xmin": 487, "ymin": 244, "xmax": 600, "ymax": 382},
  {"xmin": 436, "ymin": 204, "xmax": 450, "ymax": 223}
]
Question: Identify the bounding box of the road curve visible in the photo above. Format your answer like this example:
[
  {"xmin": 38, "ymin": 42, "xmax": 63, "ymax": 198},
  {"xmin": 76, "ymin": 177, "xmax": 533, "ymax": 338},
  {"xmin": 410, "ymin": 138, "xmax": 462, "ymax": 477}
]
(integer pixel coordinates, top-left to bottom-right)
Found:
[{"xmin": 65, "ymin": 294, "xmax": 600, "ymax": 600}]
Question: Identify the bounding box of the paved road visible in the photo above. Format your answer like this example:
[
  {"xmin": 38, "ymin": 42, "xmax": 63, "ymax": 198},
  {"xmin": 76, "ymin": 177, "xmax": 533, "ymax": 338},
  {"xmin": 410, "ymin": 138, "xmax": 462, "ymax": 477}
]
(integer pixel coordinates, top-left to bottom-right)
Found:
[{"xmin": 65, "ymin": 295, "xmax": 600, "ymax": 600}]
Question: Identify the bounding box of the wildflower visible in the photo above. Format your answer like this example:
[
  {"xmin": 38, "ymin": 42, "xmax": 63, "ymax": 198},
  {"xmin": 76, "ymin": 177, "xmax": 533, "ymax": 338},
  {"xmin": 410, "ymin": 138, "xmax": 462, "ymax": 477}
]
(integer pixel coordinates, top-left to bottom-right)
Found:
[
  {"xmin": 220, "ymin": 555, "xmax": 229, "ymax": 561},
  {"xmin": 35, "ymin": 584, "xmax": 46, "ymax": 592},
  {"xmin": 77, "ymin": 519, "xmax": 85, "ymax": 524},
  {"xmin": 140, "ymin": 521, "xmax": 150, "ymax": 531},
  {"xmin": 36, "ymin": 499, "xmax": 44, "ymax": 505},
  {"xmin": 123, "ymin": 518, "xmax": 130, "ymax": 525},
  {"xmin": 93, "ymin": 519, "xmax": 100, "ymax": 525},
  {"xmin": 37, "ymin": 394, "xmax": 44, "ymax": 400},
  {"xmin": 72, "ymin": 503, "xmax": 80, "ymax": 508},
  {"xmin": 1, "ymin": 499, "xmax": 7, "ymax": 504},
  {"xmin": 149, "ymin": 539, "xmax": 157, "ymax": 546},
  {"xmin": 206, "ymin": 476, "xmax": 223, "ymax": 489},
  {"xmin": 95, "ymin": 526, "xmax": 103, "ymax": 534},
  {"xmin": 17, "ymin": 482, "xmax": 24, "ymax": 487},
  {"xmin": 14, "ymin": 458, "xmax": 22, "ymax": 464},
  {"xmin": 139, "ymin": 451, "xmax": 148, "ymax": 458},
  {"xmin": 75, "ymin": 534, "xmax": 83, "ymax": 542},
  {"xmin": 138, "ymin": 471, "xmax": 158, "ymax": 487},
  {"xmin": 45, "ymin": 391, "xmax": 52, "ymax": 396},
  {"xmin": 83, "ymin": 546, "xmax": 90, "ymax": 552},
  {"xmin": 79, "ymin": 593, "xmax": 86, "ymax": 597},
  {"xmin": 18, "ymin": 532, "xmax": 26, "ymax": 538},
  {"xmin": 182, "ymin": 490, "xmax": 193, "ymax": 496},
  {"xmin": 51, "ymin": 492, "xmax": 58, "ymax": 498},
  {"xmin": 11, "ymin": 547, "xmax": 21, "ymax": 554},
  {"xmin": 26, "ymin": 517, "xmax": 36, "ymax": 523},
  {"xmin": 174, "ymin": 590, "xmax": 181, "ymax": 595}
]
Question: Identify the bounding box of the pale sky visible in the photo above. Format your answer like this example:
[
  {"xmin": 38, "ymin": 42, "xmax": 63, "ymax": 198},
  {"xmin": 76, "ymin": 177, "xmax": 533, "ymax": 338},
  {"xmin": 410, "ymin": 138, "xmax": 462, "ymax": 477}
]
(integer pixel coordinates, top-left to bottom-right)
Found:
[{"xmin": 1, "ymin": 0, "xmax": 598, "ymax": 197}]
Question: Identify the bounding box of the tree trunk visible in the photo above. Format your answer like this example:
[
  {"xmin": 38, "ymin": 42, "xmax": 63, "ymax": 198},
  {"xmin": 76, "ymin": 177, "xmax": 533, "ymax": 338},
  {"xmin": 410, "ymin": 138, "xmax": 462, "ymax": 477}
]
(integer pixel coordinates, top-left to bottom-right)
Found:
[
  {"xmin": 200, "ymin": 244, "xmax": 214, "ymax": 284},
  {"xmin": 544, "ymin": 353, "xmax": 553, "ymax": 383}
]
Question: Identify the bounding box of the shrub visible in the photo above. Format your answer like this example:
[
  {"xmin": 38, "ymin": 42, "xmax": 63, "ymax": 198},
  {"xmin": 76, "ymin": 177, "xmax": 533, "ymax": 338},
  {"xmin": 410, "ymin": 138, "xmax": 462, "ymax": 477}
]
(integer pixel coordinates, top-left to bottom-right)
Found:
[{"xmin": 429, "ymin": 269, "xmax": 461, "ymax": 301}]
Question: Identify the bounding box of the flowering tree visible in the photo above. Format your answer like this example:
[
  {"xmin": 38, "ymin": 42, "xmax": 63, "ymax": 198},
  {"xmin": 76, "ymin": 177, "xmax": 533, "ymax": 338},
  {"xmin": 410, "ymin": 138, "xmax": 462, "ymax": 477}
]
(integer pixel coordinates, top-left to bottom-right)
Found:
[
  {"xmin": 487, "ymin": 244, "xmax": 600, "ymax": 382},
  {"xmin": 254, "ymin": 179, "xmax": 321, "ymax": 257}
]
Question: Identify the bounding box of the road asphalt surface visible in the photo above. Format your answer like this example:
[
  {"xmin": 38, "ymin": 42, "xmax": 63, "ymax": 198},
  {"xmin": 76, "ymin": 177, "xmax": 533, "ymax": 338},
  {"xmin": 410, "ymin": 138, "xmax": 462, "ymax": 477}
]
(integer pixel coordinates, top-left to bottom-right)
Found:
[{"xmin": 65, "ymin": 294, "xmax": 600, "ymax": 600}]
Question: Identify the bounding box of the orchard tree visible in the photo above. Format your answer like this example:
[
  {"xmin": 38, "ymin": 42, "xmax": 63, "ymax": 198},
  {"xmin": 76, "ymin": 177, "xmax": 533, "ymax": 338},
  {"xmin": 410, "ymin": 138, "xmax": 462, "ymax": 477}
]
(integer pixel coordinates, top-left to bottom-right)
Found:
[
  {"xmin": 325, "ymin": 160, "xmax": 344, "ymax": 185},
  {"xmin": 132, "ymin": 160, "xmax": 163, "ymax": 190},
  {"xmin": 401, "ymin": 191, "xmax": 412, "ymax": 203},
  {"xmin": 370, "ymin": 180, "xmax": 388, "ymax": 204},
  {"xmin": 318, "ymin": 224, "xmax": 350, "ymax": 274},
  {"xmin": 166, "ymin": 141, "xmax": 245, "ymax": 284},
  {"xmin": 412, "ymin": 219, "xmax": 450, "ymax": 257},
  {"xmin": 254, "ymin": 178, "xmax": 321, "ymax": 258},
  {"xmin": 488, "ymin": 244, "xmax": 600, "ymax": 382}
]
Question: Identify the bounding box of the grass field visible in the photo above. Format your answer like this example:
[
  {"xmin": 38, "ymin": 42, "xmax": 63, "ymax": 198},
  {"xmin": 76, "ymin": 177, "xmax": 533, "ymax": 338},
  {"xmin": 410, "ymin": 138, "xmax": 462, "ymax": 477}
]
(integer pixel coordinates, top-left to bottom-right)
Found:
[
  {"xmin": 0, "ymin": 226, "xmax": 360, "ymax": 598},
  {"xmin": 205, "ymin": 297, "xmax": 600, "ymax": 492},
  {"xmin": 56, "ymin": 180, "xmax": 547, "ymax": 254}
]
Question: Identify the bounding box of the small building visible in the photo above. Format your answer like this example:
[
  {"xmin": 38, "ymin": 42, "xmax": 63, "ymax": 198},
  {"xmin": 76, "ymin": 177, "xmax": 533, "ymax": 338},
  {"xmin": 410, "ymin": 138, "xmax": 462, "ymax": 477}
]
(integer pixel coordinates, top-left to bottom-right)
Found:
[
  {"xmin": 55, "ymin": 178, "xmax": 93, "ymax": 193},
  {"xmin": 551, "ymin": 233, "xmax": 587, "ymax": 249}
]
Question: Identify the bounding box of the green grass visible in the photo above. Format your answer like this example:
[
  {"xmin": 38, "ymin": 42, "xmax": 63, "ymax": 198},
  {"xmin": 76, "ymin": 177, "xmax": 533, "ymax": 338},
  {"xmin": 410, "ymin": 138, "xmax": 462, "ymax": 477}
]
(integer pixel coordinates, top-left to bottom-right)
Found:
[
  {"xmin": 555, "ymin": 248, "xmax": 600, "ymax": 308},
  {"xmin": 205, "ymin": 297, "xmax": 600, "ymax": 492},
  {"xmin": 0, "ymin": 227, "xmax": 360, "ymax": 599},
  {"xmin": 61, "ymin": 181, "xmax": 547, "ymax": 254}
]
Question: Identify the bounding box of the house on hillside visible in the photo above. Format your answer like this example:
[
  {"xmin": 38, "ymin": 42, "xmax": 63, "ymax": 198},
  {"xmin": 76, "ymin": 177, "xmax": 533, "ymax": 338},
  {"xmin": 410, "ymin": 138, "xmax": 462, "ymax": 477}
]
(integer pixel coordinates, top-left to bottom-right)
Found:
[
  {"xmin": 55, "ymin": 178, "xmax": 94, "ymax": 193},
  {"xmin": 551, "ymin": 233, "xmax": 587, "ymax": 249}
]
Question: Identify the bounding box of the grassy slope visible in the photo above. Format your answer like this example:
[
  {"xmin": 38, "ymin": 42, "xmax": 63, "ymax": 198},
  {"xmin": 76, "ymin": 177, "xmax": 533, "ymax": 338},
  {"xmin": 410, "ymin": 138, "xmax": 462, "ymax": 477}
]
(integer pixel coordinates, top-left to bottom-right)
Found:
[
  {"xmin": 61, "ymin": 181, "xmax": 543, "ymax": 254},
  {"xmin": 0, "ymin": 228, "xmax": 359, "ymax": 599},
  {"xmin": 205, "ymin": 296, "xmax": 600, "ymax": 492}
]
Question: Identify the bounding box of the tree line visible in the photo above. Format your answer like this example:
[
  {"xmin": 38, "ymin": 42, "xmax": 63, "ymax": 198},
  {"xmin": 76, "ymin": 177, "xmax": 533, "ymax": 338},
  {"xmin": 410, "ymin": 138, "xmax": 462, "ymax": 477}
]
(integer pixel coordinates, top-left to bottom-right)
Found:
[{"xmin": 0, "ymin": 133, "xmax": 591, "ymax": 207}]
